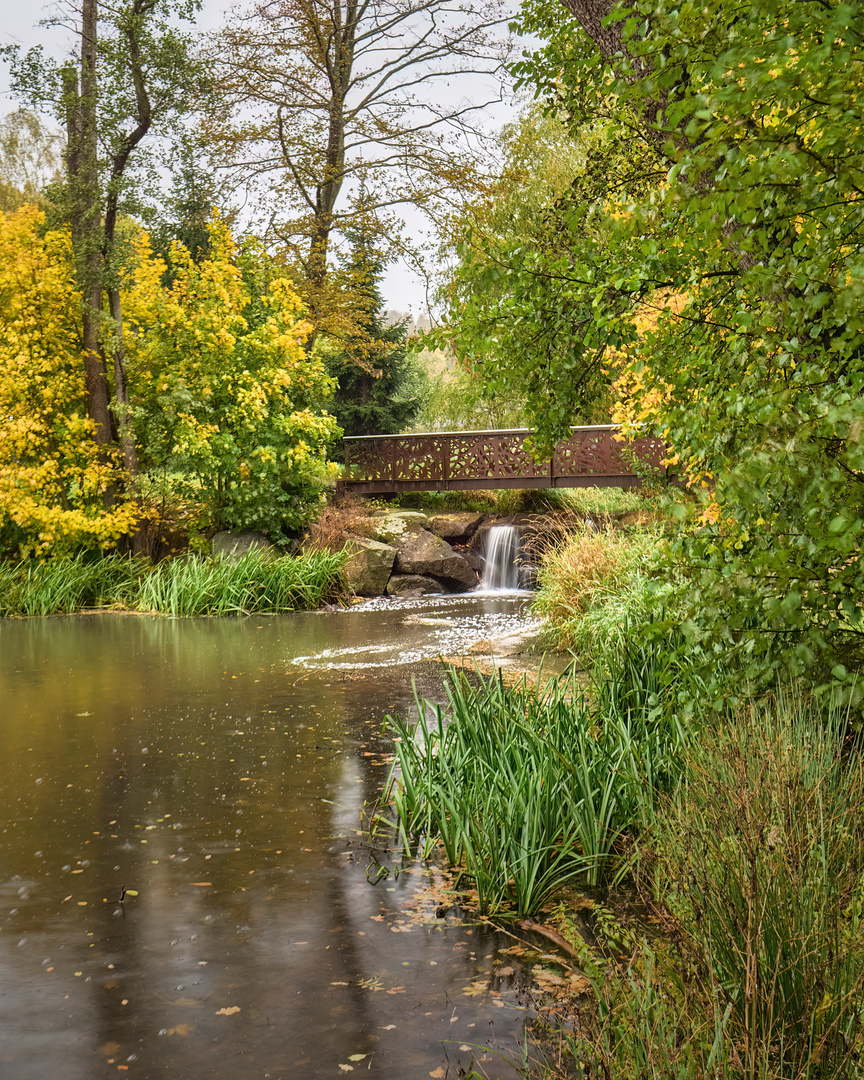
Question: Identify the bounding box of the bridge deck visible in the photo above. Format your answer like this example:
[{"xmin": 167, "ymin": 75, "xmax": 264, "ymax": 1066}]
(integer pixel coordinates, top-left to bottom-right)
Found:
[{"xmin": 340, "ymin": 426, "xmax": 666, "ymax": 496}]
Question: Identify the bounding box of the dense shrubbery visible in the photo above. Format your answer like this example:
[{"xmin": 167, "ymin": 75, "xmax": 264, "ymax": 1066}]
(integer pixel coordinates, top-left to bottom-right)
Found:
[
  {"xmin": 562, "ymin": 693, "xmax": 864, "ymax": 1080},
  {"xmin": 0, "ymin": 211, "xmax": 339, "ymax": 558},
  {"xmin": 533, "ymin": 527, "xmax": 670, "ymax": 661}
]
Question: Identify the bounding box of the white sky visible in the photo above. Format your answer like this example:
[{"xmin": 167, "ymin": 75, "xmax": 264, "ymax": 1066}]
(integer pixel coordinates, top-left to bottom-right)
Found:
[{"xmin": 1, "ymin": 0, "xmax": 518, "ymax": 316}]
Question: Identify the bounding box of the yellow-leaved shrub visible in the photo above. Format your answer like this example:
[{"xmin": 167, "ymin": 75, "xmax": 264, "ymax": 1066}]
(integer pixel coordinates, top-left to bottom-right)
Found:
[{"xmin": 0, "ymin": 206, "xmax": 136, "ymax": 556}]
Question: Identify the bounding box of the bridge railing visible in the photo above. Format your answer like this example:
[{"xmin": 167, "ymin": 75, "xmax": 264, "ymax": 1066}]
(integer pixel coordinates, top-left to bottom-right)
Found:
[{"xmin": 340, "ymin": 425, "xmax": 666, "ymax": 495}]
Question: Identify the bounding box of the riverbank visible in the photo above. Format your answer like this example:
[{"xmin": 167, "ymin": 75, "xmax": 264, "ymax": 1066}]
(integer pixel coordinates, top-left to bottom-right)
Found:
[
  {"xmin": 0, "ymin": 548, "xmax": 346, "ymax": 617},
  {"xmin": 383, "ymin": 645, "xmax": 864, "ymax": 1078}
]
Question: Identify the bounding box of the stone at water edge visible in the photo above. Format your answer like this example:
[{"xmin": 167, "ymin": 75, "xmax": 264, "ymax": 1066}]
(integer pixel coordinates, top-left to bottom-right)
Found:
[
  {"xmin": 211, "ymin": 530, "xmax": 276, "ymax": 560},
  {"xmin": 393, "ymin": 529, "xmax": 478, "ymax": 591},
  {"xmin": 341, "ymin": 535, "xmax": 397, "ymax": 596},
  {"xmin": 386, "ymin": 574, "xmax": 447, "ymax": 598}
]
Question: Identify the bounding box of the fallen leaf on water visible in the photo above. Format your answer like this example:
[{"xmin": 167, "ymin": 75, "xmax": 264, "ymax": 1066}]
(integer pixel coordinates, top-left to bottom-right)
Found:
[
  {"xmin": 348, "ymin": 1054, "xmax": 367, "ymax": 1061},
  {"xmin": 164, "ymin": 1024, "xmax": 195, "ymax": 1036},
  {"xmin": 100, "ymin": 1042, "xmax": 121, "ymax": 1058},
  {"xmin": 429, "ymin": 1069, "xmax": 446, "ymax": 1078},
  {"xmin": 330, "ymin": 981, "xmax": 349, "ymax": 986},
  {"xmin": 215, "ymin": 1006, "xmax": 241, "ymax": 1016},
  {"xmin": 125, "ymin": 890, "xmax": 138, "ymax": 897},
  {"xmin": 173, "ymin": 997, "xmax": 199, "ymax": 1007},
  {"xmin": 338, "ymin": 1066, "xmax": 354, "ymax": 1073},
  {"xmin": 496, "ymin": 966, "xmax": 515, "ymax": 977},
  {"xmin": 191, "ymin": 883, "xmax": 211, "ymax": 887}
]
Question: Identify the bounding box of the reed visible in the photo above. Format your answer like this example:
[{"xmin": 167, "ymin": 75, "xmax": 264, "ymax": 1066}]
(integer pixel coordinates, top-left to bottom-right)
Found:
[
  {"xmin": 133, "ymin": 550, "xmax": 346, "ymax": 616},
  {"xmin": 0, "ymin": 549, "xmax": 346, "ymax": 617},
  {"xmin": 0, "ymin": 553, "xmax": 143, "ymax": 616},
  {"xmin": 552, "ymin": 691, "xmax": 864, "ymax": 1080},
  {"xmin": 384, "ymin": 639, "xmax": 692, "ymax": 915}
]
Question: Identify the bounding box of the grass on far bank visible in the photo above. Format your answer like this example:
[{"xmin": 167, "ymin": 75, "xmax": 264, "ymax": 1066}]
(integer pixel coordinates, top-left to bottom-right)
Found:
[
  {"xmin": 532, "ymin": 526, "xmax": 676, "ymax": 664},
  {"xmin": 390, "ymin": 485, "xmax": 647, "ymax": 518},
  {"xmin": 0, "ymin": 549, "xmax": 347, "ymax": 618}
]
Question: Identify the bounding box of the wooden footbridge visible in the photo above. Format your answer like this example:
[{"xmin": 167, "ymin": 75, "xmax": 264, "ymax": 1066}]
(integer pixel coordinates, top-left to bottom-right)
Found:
[{"xmin": 340, "ymin": 425, "xmax": 667, "ymax": 496}]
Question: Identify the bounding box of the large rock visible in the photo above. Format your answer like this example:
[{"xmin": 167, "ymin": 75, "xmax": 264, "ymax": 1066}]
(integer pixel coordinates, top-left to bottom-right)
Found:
[
  {"xmin": 426, "ymin": 512, "xmax": 486, "ymax": 544},
  {"xmin": 386, "ymin": 573, "xmax": 447, "ymax": 598},
  {"xmin": 342, "ymin": 535, "xmax": 397, "ymax": 596},
  {"xmin": 394, "ymin": 529, "xmax": 478, "ymax": 591},
  {"xmin": 370, "ymin": 510, "xmax": 429, "ymax": 546},
  {"xmin": 212, "ymin": 530, "xmax": 275, "ymax": 560}
]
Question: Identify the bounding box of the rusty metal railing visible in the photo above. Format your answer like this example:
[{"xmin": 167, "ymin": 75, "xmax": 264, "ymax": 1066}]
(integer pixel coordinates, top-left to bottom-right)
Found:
[{"xmin": 339, "ymin": 425, "xmax": 666, "ymax": 495}]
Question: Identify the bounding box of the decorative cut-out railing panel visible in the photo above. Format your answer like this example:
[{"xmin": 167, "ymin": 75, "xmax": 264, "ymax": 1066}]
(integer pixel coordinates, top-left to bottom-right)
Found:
[{"xmin": 340, "ymin": 426, "xmax": 667, "ymax": 495}]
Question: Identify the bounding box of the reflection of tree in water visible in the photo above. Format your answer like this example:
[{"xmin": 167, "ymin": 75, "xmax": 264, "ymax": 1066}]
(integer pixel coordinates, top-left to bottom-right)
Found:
[{"xmin": 0, "ymin": 613, "xmax": 530, "ymax": 1078}]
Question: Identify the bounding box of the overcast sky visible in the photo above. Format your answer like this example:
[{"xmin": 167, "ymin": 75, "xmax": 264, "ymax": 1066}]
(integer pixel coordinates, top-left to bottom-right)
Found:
[{"xmin": 0, "ymin": 0, "xmax": 492, "ymax": 314}]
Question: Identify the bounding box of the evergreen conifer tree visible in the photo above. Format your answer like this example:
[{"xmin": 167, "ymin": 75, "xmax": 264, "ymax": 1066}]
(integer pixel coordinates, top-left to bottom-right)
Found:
[{"xmin": 325, "ymin": 237, "xmax": 426, "ymax": 460}]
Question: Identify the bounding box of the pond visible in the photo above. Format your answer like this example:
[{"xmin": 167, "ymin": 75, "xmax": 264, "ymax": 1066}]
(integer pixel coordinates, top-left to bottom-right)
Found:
[{"xmin": 0, "ymin": 596, "xmax": 548, "ymax": 1080}]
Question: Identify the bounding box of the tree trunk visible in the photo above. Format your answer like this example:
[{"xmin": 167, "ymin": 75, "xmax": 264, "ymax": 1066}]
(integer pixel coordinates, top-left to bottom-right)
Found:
[
  {"xmin": 108, "ymin": 286, "xmax": 138, "ymax": 476},
  {"xmin": 65, "ymin": 0, "xmax": 114, "ymax": 446}
]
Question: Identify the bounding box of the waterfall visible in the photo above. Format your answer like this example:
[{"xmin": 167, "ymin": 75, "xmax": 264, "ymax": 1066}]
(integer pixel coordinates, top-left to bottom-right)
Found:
[{"xmin": 480, "ymin": 525, "xmax": 526, "ymax": 592}]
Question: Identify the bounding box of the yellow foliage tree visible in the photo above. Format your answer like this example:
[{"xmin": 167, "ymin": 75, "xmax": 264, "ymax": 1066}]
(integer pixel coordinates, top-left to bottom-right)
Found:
[
  {"xmin": 0, "ymin": 206, "xmax": 135, "ymax": 556},
  {"xmin": 123, "ymin": 218, "xmax": 339, "ymax": 537}
]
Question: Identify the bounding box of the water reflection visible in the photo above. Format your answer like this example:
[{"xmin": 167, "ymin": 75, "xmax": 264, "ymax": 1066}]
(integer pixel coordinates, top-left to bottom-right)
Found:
[{"xmin": 0, "ymin": 600, "xmax": 538, "ymax": 1079}]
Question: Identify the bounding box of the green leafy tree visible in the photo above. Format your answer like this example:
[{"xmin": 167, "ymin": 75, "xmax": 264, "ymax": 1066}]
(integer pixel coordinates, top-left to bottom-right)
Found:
[
  {"xmin": 125, "ymin": 219, "xmax": 339, "ymax": 539},
  {"xmin": 502, "ymin": 0, "xmax": 864, "ymax": 685},
  {"xmin": 436, "ymin": 104, "xmax": 653, "ymax": 446}
]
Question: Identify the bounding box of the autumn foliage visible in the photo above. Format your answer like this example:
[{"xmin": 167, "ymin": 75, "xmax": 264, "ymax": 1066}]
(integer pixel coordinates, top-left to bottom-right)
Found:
[
  {"xmin": 0, "ymin": 206, "xmax": 135, "ymax": 555},
  {"xmin": 0, "ymin": 207, "xmax": 338, "ymax": 556}
]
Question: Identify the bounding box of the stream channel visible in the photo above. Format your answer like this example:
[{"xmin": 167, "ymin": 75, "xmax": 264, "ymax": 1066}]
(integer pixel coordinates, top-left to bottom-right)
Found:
[{"xmin": 0, "ymin": 593, "xmax": 553, "ymax": 1080}]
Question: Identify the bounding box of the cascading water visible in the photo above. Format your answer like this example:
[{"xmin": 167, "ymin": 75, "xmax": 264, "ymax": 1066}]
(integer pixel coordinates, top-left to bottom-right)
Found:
[{"xmin": 481, "ymin": 524, "xmax": 527, "ymax": 591}]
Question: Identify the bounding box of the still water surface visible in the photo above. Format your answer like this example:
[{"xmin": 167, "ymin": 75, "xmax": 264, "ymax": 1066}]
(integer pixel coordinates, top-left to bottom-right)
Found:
[{"xmin": 0, "ymin": 596, "xmax": 540, "ymax": 1080}]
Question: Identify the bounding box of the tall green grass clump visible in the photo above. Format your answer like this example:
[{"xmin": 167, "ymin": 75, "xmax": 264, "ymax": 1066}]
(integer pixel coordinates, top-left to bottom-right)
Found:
[
  {"xmin": 134, "ymin": 550, "xmax": 346, "ymax": 616},
  {"xmin": 0, "ymin": 553, "xmax": 144, "ymax": 616},
  {"xmin": 559, "ymin": 692, "xmax": 864, "ymax": 1080},
  {"xmin": 0, "ymin": 549, "xmax": 346, "ymax": 617},
  {"xmin": 384, "ymin": 639, "xmax": 693, "ymax": 915},
  {"xmin": 533, "ymin": 528, "xmax": 675, "ymax": 663}
]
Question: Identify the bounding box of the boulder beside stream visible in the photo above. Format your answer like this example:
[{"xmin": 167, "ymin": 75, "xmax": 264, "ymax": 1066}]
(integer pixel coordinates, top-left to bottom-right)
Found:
[
  {"xmin": 394, "ymin": 529, "xmax": 478, "ymax": 591},
  {"xmin": 426, "ymin": 512, "xmax": 486, "ymax": 544},
  {"xmin": 212, "ymin": 530, "xmax": 275, "ymax": 559},
  {"xmin": 386, "ymin": 573, "xmax": 447, "ymax": 597},
  {"xmin": 341, "ymin": 535, "xmax": 397, "ymax": 596}
]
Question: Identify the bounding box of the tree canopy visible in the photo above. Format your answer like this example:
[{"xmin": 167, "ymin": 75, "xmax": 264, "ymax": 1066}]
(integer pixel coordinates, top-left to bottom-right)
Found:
[
  {"xmin": 206, "ymin": 0, "xmax": 512, "ymax": 332},
  {"xmin": 476, "ymin": 0, "xmax": 864, "ymax": 685}
]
